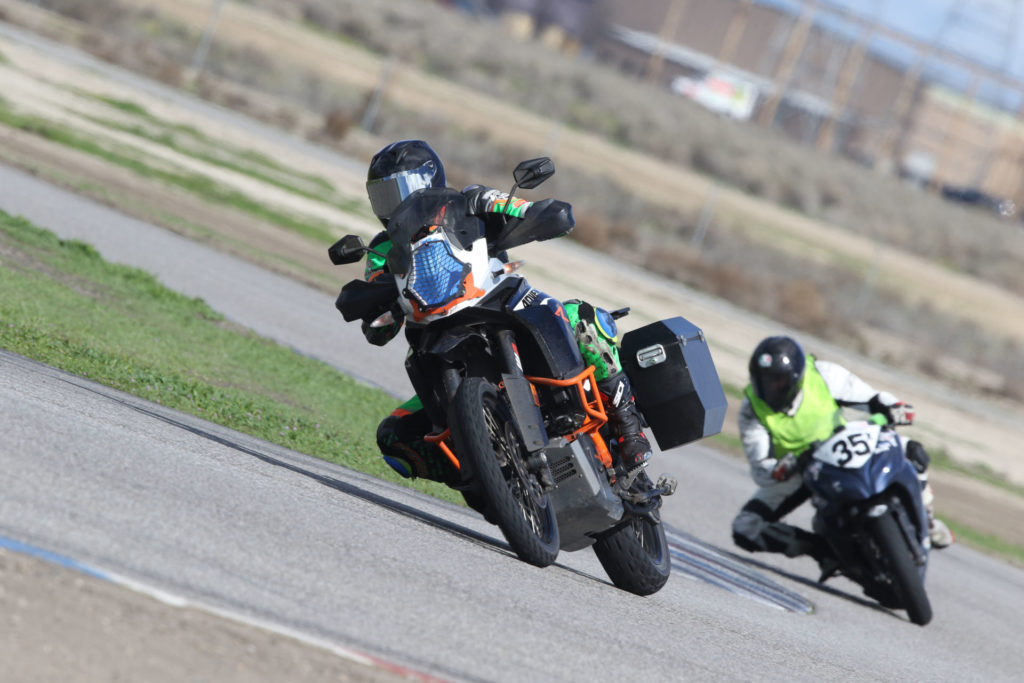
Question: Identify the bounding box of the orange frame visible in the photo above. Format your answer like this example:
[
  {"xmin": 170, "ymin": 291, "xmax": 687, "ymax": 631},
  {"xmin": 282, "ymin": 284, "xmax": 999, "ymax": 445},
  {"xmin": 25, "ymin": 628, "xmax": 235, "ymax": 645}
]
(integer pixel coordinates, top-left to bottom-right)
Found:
[
  {"xmin": 424, "ymin": 365, "xmax": 613, "ymax": 472},
  {"xmin": 524, "ymin": 365, "xmax": 613, "ymax": 469},
  {"xmin": 424, "ymin": 428, "xmax": 460, "ymax": 470}
]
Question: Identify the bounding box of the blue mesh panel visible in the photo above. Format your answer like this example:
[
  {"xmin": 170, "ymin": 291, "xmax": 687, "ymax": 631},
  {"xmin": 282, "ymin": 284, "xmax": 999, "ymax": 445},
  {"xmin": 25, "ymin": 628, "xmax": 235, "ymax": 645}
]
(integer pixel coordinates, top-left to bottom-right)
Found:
[{"xmin": 407, "ymin": 239, "xmax": 469, "ymax": 309}]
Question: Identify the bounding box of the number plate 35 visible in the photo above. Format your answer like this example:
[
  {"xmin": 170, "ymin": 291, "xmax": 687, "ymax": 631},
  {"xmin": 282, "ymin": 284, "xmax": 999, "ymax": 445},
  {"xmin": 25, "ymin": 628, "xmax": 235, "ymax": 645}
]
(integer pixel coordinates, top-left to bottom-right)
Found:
[{"xmin": 812, "ymin": 421, "xmax": 881, "ymax": 469}]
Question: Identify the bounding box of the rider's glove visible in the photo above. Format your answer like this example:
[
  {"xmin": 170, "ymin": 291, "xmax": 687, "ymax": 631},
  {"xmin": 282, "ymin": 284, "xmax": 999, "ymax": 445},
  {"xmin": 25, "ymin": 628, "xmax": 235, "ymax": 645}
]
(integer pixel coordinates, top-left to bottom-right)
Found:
[
  {"xmin": 868, "ymin": 392, "xmax": 915, "ymax": 426},
  {"xmin": 771, "ymin": 453, "xmax": 798, "ymax": 482},
  {"xmin": 360, "ymin": 313, "xmax": 403, "ymax": 347},
  {"xmin": 885, "ymin": 401, "xmax": 915, "ymax": 426}
]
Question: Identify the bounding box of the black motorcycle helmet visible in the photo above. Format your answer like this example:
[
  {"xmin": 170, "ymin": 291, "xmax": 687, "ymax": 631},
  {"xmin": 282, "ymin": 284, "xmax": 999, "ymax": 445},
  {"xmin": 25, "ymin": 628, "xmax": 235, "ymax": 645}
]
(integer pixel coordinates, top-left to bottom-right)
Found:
[
  {"xmin": 366, "ymin": 140, "xmax": 446, "ymax": 224},
  {"xmin": 748, "ymin": 335, "xmax": 806, "ymax": 412}
]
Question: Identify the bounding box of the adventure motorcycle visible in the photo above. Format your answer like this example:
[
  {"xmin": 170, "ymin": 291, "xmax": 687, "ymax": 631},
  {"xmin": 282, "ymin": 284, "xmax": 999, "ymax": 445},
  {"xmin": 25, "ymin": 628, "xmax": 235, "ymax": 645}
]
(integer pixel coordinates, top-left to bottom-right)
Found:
[
  {"xmin": 329, "ymin": 157, "xmax": 726, "ymax": 595},
  {"xmin": 800, "ymin": 419, "xmax": 932, "ymax": 625}
]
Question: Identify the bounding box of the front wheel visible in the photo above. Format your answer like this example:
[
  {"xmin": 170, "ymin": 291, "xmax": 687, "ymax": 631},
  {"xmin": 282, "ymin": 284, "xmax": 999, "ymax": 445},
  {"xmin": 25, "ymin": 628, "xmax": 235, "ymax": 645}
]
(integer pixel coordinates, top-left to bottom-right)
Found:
[
  {"xmin": 869, "ymin": 511, "xmax": 932, "ymax": 626},
  {"xmin": 449, "ymin": 377, "xmax": 560, "ymax": 567},
  {"xmin": 593, "ymin": 475, "xmax": 671, "ymax": 596}
]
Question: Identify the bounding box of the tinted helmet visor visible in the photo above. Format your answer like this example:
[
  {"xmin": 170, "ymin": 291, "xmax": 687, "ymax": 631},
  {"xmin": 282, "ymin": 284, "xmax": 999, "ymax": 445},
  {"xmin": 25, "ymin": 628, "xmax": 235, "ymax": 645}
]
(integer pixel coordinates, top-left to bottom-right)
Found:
[
  {"xmin": 366, "ymin": 161, "xmax": 437, "ymax": 219},
  {"xmin": 755, "ymin": 372, "xmax": 798, "ymax": 411}
]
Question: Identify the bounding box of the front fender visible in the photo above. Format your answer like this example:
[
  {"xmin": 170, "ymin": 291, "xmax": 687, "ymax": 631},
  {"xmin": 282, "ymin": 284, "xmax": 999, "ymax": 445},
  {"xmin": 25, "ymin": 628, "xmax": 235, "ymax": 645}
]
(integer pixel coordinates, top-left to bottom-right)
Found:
[{"xmin": 805, "ymin": 441, "xmax": 928, "ymax": 545}]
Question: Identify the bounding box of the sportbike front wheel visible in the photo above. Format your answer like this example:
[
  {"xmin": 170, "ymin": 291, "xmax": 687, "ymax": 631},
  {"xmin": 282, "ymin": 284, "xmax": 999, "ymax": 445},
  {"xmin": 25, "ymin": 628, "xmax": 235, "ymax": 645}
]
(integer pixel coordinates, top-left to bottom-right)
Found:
[
  {"xmin": 449, "ymin": 377, "xmax": 559, "ymax": 567},
  {"xmin": 870, "ymin": 511, "xmax": 932, "ymax": 626}
]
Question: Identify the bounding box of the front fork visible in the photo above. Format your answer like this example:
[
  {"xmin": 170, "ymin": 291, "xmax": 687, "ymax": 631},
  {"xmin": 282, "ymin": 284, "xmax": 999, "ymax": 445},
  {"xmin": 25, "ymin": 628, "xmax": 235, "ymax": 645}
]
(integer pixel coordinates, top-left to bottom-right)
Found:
[{"xmin": 495, "ymin": 329, "xmax": 559, "ymax": 488}]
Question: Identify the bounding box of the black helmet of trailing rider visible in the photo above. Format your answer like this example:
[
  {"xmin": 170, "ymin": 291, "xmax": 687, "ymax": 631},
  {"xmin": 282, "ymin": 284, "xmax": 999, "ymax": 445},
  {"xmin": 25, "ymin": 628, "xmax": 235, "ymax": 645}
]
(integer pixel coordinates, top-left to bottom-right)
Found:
[
  {"xmin": 366, "ymin": 140, "xmax": 446, "ymax": 224},
  {"xmin": 748, "ymin": 335, "xmax": 806, "ymax": 412}
]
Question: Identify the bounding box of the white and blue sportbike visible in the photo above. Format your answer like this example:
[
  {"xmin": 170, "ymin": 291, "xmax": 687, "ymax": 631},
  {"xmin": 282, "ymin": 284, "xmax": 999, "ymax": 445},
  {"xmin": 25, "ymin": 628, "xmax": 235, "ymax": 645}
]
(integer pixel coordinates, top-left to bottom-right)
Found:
[{"xmin": 800, "ymin": 419, "xmax": 932, "ymax": 625}]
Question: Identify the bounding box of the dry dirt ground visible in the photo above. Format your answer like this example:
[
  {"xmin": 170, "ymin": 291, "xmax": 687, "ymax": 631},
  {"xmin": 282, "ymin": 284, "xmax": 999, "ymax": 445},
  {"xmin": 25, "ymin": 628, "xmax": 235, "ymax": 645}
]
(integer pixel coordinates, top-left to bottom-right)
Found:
[
  {"xmin": 0, "ymin": 549, "xmax": 414, "ymax": 683},
  {"xmin": 2, "ymin": 3, "xmax": 1024, "ymax": 680}
]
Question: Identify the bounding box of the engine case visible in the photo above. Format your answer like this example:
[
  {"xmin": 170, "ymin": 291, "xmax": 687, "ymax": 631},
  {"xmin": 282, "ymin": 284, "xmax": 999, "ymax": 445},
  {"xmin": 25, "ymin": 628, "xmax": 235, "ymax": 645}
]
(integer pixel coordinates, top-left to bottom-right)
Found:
[{"xmin": 545, "ymin": 436, "xmax": 624, "ymax": 551}]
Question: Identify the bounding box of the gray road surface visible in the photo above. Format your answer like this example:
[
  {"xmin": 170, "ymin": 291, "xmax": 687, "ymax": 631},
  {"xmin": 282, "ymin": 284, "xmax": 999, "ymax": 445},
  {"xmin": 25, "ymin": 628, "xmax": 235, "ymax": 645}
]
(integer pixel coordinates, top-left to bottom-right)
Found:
[{"xmin": 3, "ymin": 162, "xmax": 1024, "ymax": 680}]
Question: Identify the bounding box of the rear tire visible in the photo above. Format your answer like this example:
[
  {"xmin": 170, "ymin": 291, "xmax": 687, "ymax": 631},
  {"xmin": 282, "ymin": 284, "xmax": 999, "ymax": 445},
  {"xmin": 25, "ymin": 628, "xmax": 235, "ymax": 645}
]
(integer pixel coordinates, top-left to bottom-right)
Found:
[
  {"xmin": 593, "ymin": 479, "xmax": 671, "ymax": 596},
  {"xmin": 870, "ymin": 511, "xmax": 932, "ymax": 625},
  {"xmin": 449, "ymin": 377, "xmax": 560, "ymax": 567}
]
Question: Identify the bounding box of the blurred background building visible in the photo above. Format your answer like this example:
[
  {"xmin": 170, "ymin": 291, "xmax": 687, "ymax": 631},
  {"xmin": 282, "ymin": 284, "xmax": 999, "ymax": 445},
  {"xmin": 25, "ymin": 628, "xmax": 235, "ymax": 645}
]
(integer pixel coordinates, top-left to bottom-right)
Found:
[{"xmin": 475, "ymin": 0, "xmax": 1024, "ymax": 217}]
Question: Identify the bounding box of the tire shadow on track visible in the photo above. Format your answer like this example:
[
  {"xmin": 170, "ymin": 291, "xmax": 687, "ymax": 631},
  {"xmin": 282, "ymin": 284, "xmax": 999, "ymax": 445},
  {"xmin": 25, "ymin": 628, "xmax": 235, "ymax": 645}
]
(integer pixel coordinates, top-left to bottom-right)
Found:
[
  {"xmin": 711, "ymin": 542, "xmax": 914, "ymax": 622},
  {"xmin": 665, "ymin": 526, "xmax": 813, "ymax": 613}
]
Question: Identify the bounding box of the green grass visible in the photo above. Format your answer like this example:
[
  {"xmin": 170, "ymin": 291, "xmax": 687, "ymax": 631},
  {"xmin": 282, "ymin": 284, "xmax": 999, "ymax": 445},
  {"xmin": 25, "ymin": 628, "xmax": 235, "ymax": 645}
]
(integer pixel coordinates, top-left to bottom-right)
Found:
[
  {"xmin": 929, "ymin": 446, "xmax": 1024, "ymax": 498},
  {"xmin": 721, "ymin": 381, "xmax": 744, "ymax": 400},
  {"xmin": 0, "ymin": 211, "xmax": 460, "ymax": 504},
  {"xmin": 0, "ymin": 99, "xmax": 344, "ymax": 244},
  {"xmin": 83, "ymin": 94, "xmax": 350, "ymax": 203},
  {"xmin": 87, "ymin": 94, "xmax": 368, "ymax": 217},
  {"xmin": 945, "ymin": 520, "xmax": 1024, "ymax": 567}
]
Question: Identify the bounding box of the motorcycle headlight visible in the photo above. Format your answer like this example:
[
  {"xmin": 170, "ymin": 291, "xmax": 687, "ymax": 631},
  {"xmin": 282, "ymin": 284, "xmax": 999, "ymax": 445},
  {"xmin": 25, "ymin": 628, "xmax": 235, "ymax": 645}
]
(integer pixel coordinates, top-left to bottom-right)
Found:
[{"xmin": 406, "ymin": 238, "xmax": 470, "ymax": 310}]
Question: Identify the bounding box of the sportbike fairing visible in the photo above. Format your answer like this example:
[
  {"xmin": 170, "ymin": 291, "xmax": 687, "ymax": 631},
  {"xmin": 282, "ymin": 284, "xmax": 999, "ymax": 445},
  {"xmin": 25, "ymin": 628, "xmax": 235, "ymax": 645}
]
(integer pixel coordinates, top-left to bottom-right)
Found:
[
  {"xmin": 812, "ymin": 421, "xmax": 883, "ymax": 470},
  {"xmin": 385, "ymin": 188, "xmax": 509, "ymax": 323},
  {"xmin": 804, "ymin": 422, "xmax": 929, "ymax": 546},
  {"xmin": 805, "ymin": 423, "xmax": 907, "ymax": 505}
]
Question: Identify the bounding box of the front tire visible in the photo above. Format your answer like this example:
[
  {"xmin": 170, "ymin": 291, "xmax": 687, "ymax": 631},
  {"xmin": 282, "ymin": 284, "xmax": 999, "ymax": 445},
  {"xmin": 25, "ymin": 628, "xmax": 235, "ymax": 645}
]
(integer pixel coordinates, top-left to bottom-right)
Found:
[
  {"xmin": 593, "ymin": 476, "xmax": 671, "ymax": 596},
  {"xmin": 870, "ymin": 511, "xmax": 932, "ymax": 625},
  {"xmin": 450, "ymin": 377, "xmax": 560, "ymax": 567}
]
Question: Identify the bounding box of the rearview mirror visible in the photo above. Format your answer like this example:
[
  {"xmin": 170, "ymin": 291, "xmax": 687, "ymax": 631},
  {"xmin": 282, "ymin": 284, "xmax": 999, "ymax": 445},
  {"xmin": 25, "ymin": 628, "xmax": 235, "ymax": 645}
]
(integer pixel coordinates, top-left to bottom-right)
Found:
[
  {"xmin": 328, "ymin": 234, "xmax": 367, "ymax": 265},
  {"xmin": 513, "ymin": 157, "xmax": 555, "ymax": 190}
]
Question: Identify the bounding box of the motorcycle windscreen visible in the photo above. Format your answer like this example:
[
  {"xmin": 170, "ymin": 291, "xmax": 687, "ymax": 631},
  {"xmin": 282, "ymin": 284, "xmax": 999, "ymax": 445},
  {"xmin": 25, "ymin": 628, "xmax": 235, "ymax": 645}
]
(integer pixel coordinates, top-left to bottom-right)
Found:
[{"xmin": 384, "ymin": 188, "xmax": 483, "ymax": 276}]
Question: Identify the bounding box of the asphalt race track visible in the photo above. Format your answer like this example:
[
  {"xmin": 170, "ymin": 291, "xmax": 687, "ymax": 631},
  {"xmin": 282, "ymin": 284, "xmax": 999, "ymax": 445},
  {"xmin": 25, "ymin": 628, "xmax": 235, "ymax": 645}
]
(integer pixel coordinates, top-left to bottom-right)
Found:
[{"xmin": 4, "ymin": 158, "xmax": 1024, "ymax": 681}]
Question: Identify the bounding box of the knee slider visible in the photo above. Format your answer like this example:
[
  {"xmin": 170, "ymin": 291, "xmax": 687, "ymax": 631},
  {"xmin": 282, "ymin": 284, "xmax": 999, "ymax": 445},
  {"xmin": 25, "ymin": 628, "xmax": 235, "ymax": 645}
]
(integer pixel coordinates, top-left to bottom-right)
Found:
[
  {"xmin": 906, "ymin": 440, "xmax": 930, "ymax": 474},
  {"xmin": 383, "ymin": 455, "xmax": 415, "ymax": 479},
  {"xmin": 732, "ymin": 509, "xmax": 767, "ymax": 552}
]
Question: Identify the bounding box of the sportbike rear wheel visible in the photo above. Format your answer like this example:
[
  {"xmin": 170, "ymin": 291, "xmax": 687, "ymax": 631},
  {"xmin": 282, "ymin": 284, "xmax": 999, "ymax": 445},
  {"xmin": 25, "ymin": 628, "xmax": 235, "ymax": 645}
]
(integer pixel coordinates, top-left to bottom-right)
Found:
[
  {"xmin": 449, "ymin": 377, "xmax": 559, "ymax": 567},
  {"xmin": 870, "ymin": 511, "xmax": 932, "ymax": 626}
]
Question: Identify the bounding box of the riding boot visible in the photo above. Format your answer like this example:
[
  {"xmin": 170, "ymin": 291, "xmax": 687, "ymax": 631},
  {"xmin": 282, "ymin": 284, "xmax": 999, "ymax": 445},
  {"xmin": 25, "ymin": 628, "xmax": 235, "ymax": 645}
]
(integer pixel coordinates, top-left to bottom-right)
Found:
[
  {"xmin": 775, "ymin": 525, "xmax": 839, "ymax": 581},
  {"xmin": 596, "ymin": 372, "xmax": 652, "ymax": 470},
  {"xmin": 921, "ymin": 480, "xmax": 954, "ymax": 549},
  {"xmin": 907, "ymin": 441, "xmax": 954, "ymax": 549},
  {"xmin": 377, "ymin": 415, "xmax": 460, "ymax": 486}
]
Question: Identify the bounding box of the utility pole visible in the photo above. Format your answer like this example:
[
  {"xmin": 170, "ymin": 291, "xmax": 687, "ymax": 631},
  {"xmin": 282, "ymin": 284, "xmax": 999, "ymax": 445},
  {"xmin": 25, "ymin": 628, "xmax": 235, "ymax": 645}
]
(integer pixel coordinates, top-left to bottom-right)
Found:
[
  {"xmin": 717, "ymin": 0, "xmax": 755, "ymax": 65},
  {"xmin": 816, "ymin": 2, "xmax": 880, "ymax": 153},
  {"xmin": 757, "ymin": 0, "xmax": 819, "ymax": 126},
  {"xmin": 188, "ymin": 0, "xmax": 227, "ymax": 82},
  {"xmin": 645, "ymin": 0, "xmax": 689, "ymax": 85},
  {"xmin": 965, "ymin": 0, "xmax": 1024, "ymax": 190}
]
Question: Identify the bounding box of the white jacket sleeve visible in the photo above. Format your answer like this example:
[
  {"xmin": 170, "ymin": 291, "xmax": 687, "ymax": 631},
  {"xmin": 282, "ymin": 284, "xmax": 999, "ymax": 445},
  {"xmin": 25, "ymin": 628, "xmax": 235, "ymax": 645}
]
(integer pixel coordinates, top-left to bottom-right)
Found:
[
  {"xmin": 738, "ymin": 396, "xmax": 779, "ymax": 487},
  {"xmin": 815, "ymin": 359, "xmax": 899, "ymax": 412}
]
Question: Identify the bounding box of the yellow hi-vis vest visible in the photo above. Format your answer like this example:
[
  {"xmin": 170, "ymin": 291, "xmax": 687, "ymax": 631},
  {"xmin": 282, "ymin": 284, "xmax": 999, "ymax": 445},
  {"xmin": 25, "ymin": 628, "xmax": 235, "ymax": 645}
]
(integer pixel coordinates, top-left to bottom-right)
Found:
[{"xmin": 744, "ymin": 356, "xmax": 844, "ymax": 458}]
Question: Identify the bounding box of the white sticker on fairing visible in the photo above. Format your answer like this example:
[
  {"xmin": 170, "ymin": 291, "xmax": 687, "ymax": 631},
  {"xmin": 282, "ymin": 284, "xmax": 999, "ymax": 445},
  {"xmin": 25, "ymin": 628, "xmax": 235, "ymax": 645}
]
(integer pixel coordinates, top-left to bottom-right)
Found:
[{"xmin": 811, "ymin": 421, "xmax": 881, "ymax": 469}]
